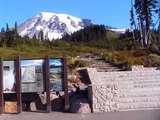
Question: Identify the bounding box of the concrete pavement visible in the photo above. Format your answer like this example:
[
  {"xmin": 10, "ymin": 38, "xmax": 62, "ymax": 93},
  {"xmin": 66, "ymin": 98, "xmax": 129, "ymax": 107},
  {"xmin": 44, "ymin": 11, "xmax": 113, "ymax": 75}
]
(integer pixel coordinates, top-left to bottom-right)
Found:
[{"xmin": 0, "ymin": 109, "xmax": 160, "ymax": 120}]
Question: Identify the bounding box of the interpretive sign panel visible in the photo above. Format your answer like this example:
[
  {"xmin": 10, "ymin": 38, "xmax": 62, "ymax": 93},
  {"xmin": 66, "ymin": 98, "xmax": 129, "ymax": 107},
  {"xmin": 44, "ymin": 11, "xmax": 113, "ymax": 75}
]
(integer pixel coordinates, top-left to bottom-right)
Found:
[
  {"xmin": 0, "ymin": 56, "xmax": 69, "ymax": 114},
  {"xmin": 3, "ymin": 61, "xmax": 15, "ymax": 93},
  {"xmin": 2, "ymin": 58, "xmax": 65, "ymax": 93},
  {"xmin": 49, "ymin": 59, "xmax": 63, "ymax": 91},
  {"xmin": 21, "ymin": 59, "xmax": 44, "ymax": 92}
]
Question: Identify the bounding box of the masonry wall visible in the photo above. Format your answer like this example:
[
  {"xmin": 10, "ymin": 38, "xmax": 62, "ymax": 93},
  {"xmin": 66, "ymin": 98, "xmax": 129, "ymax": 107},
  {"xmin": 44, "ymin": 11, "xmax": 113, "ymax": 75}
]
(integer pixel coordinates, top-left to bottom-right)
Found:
[{"xmin": 87, "ymin": 66, "xmax": 160, "ymax": 112}]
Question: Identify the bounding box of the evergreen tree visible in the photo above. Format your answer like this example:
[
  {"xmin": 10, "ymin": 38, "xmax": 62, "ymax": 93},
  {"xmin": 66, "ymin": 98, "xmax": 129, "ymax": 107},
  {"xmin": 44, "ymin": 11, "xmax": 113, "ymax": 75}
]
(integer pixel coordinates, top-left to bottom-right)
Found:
[
  {"xmin": 143, "ymin": 0, "xmax": 158, "ymax": 44},
  {"xmin": 1, "ymin": 27, "xmax": 5, "ymax": 33},
  {"xmin": 6, "ymin": 30, "xmax": 15, "ymax": 47},
  {"xmin": 158, "ymin": 2, "xmax": 160, "ymax": 41},
  {"xmin": 14, "ymin": 21, "xmax": 18, "ymax": 36},
  {"xmin": 5, "ymin": 23, "xmax": 15, "ymax": 47},
  {"xmin": 130, "ymin": 0, "xmax": 136, "ymax": 40},
  {"xmin": 40, "ymin": 30, "xmax": 44, "ymax": 41},
  {"xmin": 45, "ymin": 32, "xmax": 49, "ymax": 40},
  {"xmin": 32, "ymin": 34, "xmax": 37, "ymax": 40},
  {"xmin": 0, "ymin": 27, "xmax": 6, "ymax": 46},
  {"xmin": 134, "ymin": 0, "xmax": 145, "ymax": 47},
  {"xmin": 6, "ymin": 23, "xmax": 9, "ymax": 32},
  {"xmin": 38, "ymin": 29, "xmax": 44, "ymax": 41},
  {"xmin": 62, "ymin": 25, "xmax": 108, "ymax": 44},
  {"xmin": 134, "ymin": 0, "xmax": 159, "ymax": 46}
]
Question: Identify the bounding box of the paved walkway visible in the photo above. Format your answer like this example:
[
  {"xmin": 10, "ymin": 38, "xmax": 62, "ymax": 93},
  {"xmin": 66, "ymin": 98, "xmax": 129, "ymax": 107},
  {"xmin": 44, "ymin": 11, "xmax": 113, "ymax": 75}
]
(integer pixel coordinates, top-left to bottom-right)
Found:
[{"xmin": 0, "ymin": 109, "xmax": 160, "ymax": 120}]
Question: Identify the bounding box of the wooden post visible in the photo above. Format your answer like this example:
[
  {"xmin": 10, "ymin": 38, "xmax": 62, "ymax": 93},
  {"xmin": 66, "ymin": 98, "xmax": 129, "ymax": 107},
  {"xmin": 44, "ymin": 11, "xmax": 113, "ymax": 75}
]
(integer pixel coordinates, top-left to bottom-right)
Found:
[
  {"xmin": 45, "ymin": 55, "xmax": 51, "ymax": 113},
  {"xmin": 16, "ymin": 56, "xmax": 22, "ymax": 113},
  {"xmin": 0, "ymin": 57, "xmax": 4, "ymax": 114},
  {"xmin": 63, "ymin": 55, "xmax": 69, "ymax": 111}
]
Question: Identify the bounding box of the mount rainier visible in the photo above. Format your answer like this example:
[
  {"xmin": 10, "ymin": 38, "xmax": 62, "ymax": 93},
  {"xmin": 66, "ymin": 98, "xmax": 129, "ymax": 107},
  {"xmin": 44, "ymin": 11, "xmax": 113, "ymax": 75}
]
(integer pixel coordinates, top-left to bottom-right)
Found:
[
  {"xmin": 17, "ymin": 12, "xmax": 127, "ymax": 40},
  {"xmin": 17, "ymin": 12, "xmax": 93, "ymax": 40}
]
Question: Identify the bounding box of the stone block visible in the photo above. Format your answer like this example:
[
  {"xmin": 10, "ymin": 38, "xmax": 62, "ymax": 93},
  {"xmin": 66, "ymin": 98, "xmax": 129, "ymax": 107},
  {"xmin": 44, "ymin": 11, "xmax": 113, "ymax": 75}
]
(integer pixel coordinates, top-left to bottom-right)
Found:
[
  {"xmin": 87, "ymin": 67, "xmax": 160, "ymax": 112},
  {"xmin": 30, "ymin": 102, "xmax": 37, "ymax": 111}
]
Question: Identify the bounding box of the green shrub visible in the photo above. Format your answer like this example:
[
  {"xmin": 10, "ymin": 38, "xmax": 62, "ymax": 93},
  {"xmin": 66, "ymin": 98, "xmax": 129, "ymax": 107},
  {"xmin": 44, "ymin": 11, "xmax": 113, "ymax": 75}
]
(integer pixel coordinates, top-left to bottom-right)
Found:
[
  {"xmin": 133, "ymin": 57, "xmax": 146, "ymax": 65},
  {"xmin": 103, "ymin": 52, "xmax": 130, "ymax": 68},
  {"xmin": 103, "ymin": 52, "xmax": 113, "ymax": 62},
  {"xmin": 133, "ymin": 48, "xmax": 150, "ymax": 57},
  {"xmin": 147, "ymin": 54, "xmax": 160, "ymax": 67},
  {"xmin": 148, "ymin": 44, "xmax": 160, "ymax": 54},
  {"xmin": 111, "ymin": 53, "xmax": 128, "ymax": 65}
]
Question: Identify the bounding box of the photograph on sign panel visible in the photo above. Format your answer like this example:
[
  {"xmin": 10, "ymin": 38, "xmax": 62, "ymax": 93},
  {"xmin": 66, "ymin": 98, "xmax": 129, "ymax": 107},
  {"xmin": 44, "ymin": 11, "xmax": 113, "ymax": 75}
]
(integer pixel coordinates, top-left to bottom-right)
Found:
[
  {"xmin": 3, "ymin": 61, "xmax": 15, "ymax": 93},
  {"xmin": 49, "ymin": 59, "xmax": 63, "ymax": 67},
  {"xmin": 49, "ymin": 59, "xmax": 63, "ymax": 91},
  {"xmin": 21, "ymin": 59, "xmax": 44, "ymax": 92}
]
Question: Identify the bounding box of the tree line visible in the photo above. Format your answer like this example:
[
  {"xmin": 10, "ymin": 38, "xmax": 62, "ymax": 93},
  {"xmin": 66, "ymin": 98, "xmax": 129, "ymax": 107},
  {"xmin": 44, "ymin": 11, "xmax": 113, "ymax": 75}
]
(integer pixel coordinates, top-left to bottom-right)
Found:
[
  {"xmin": 61, "ymin": 25, "xmax": 121, "ymax": 49},
  {"xmin": 62, "ymin": 25, "xmax": 107, "ymax": 42},
  {"xmin": 0, "ymin": 22, "xmax": 19, "ymax": 47}
]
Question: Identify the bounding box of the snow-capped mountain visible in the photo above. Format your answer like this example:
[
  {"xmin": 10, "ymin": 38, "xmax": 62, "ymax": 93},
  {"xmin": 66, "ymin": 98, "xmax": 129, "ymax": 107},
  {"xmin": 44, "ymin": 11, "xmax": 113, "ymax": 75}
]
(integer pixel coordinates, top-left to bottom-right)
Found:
[{"xmin": 17, "ymin": 12, "xmax": 93, "ymax": 40}]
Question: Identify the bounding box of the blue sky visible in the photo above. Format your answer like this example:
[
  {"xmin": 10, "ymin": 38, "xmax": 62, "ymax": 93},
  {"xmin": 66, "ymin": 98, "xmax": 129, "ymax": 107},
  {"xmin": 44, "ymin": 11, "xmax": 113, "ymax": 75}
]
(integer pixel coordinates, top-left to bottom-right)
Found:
[{"xmin": 0, "ymin": 0, "xmax": 135, "ymax": 29}]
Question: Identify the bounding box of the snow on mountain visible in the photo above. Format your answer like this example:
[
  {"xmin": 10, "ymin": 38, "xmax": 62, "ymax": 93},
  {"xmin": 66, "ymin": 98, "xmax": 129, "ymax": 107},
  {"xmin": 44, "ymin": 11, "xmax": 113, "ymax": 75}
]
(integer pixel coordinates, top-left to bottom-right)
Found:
[
  {"xmin": 109, "ymin": 28, "xmax": 128, "ymax": 34},
  {"xmin": 105, "ymin": 25, "xmax": 129, "ymax": 34},
  {"xmin": 17, "ymin": 12, "xmax": 93, "ymax": 40}
]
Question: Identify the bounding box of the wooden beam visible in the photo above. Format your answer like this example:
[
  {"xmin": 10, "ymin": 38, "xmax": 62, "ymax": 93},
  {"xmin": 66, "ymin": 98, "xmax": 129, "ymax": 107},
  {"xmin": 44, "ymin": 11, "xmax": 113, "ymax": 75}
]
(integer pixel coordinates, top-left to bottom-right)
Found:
[
  {"xmin": 44, "ymin": 55, "xmax": 51, "ymax": 113},
  {"xmin": 16, "ymin": 56, "xmax": 22, "ymax": 113},
  {"xmin": 63, "ymin": 55, "xmax": 69, "ymax": 111},
  {"xmin": 0, "ymin": 57, "xmax": 4, "ymax": 114}
]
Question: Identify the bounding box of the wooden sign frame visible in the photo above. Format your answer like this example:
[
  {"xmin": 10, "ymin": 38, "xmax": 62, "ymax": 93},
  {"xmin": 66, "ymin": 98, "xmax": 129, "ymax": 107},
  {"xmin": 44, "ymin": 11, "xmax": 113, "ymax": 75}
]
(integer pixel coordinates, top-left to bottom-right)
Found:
[{"xmin": 0, "ymin": 55, "xmax": 69, "ymax": 114}]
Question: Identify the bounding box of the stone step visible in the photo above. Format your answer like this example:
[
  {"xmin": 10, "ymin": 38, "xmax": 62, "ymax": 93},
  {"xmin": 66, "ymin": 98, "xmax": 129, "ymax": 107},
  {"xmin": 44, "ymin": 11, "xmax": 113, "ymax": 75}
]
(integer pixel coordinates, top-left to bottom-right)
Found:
[
  {"xmin": 91, "ymin": 79, "xmax": 160, "ymax": 87},
  {"xmin": 91, "ymin": 62, "xmax": 111, "ymax": 64},
  {"xmin": 113, "ymin": 82, "xmax": 160, "ymax": 89},
  {"xmin": 92, "ymin": 66, "xmax": 118, "ymax": 69},
  {"xmin": 100, "ymin": 76, "xmax": 160, "ymax": 81},
  {"xmin": 93, "ymin": 66, "xmax": 118, "ymax": 69},
  {"xmin": 95, "ymin": 68, "xmax": 121, "ymax": 71},
  {"xmin": 119, "ymin": 107, "xmax": 160, "ymax": 112},
  {"xmin": 98, "ymin": 75, "xmax": 160, "ymax": 83},
  {"xmin": 91, "ymin": 61, "xmax": 113, "ymax": 65},
  {"xmin": 99, "ymin": 74, "xmax": 160, "ymax": 80},
  {"xmin": 117, "ymin": 91, "xmax": 160, "ymax": 98},
  {"xmin": 91, "ymin": 64, "xmax": 114, "ymax": 67},
  {"xmin": 99, "ymin": 80, "xmax": 160, "ymax": 88},
  {"xmin": 114, "ymin": 96, "xmax": 160, "ymax": 103},
  {"xmin": 118, "ymin": 102, "xmax": 160, "ymax": 110},
  {"xmin": 96, "ymin": 68, "xmax": 122, "ymax": 72},
  {"xmin": 97, "ymin": 69, "xmax": 122, "ymax": 72},
  {"xmin": 98, "ymin": 71, "xmax": 160, "ymax": 78},
  {"xmin": 118, "ymin": 87, "xmax": 160, "ymax": 92},
  {"xmin": 91, "ymin": 60, "xmax": 109, "ymax": 63}
]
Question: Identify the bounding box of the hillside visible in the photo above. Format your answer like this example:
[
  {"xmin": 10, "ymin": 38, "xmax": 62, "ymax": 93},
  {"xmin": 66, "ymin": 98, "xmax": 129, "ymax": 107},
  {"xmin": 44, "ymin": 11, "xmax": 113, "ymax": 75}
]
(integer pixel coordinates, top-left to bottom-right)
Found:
[{"xmin": 0, "ymin": 42, "xmax": 159, "ymax": 68}]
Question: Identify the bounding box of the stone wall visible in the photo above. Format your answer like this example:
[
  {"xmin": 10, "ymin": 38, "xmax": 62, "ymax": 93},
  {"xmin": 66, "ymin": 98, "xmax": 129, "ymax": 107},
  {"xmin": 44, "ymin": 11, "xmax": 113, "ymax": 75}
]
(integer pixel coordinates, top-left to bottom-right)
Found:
[{"xmin": 87, "ymin": 66, "xmax": 160, "ymax": 112}]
